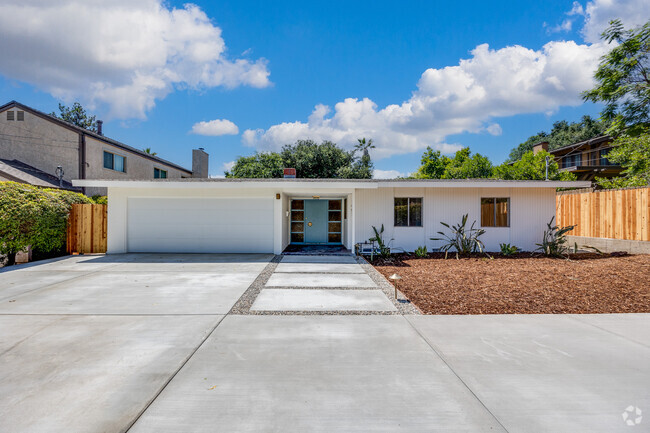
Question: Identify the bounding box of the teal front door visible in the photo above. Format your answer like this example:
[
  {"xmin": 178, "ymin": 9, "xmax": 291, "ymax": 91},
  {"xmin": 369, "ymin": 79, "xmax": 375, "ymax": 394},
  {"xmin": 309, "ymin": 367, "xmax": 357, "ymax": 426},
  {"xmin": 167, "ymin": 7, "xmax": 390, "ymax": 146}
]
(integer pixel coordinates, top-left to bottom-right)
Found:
[{"xmin": 304, "ymin": 200, "xmax": 328, "ymax": 243}]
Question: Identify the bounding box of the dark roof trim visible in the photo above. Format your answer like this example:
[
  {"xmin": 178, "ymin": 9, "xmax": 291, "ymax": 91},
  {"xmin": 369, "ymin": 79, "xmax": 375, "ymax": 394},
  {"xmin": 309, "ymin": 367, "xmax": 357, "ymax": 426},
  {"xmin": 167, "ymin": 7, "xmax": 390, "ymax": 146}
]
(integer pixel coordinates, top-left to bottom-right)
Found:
[
  {"xmin": 0, "ymin": 100, "xmax": 192, "ymax": 174},
  {"xmin": 548, "ymin": 135, "xmax": 613, "ymax": 154}
]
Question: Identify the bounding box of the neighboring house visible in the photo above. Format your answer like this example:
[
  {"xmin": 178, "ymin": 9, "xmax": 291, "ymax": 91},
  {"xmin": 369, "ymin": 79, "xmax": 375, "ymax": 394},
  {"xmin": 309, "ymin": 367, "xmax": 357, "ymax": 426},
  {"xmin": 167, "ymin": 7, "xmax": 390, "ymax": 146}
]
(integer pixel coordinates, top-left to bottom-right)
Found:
[
  {"xmin": 73, "ymin": 178, "xmax": 591, "ymax": 254},
  {"xmin": 0, "ymin": 158, "xmax": 79, "ymax": 191},
  {"xmin": 533, "ymin": 136, "xmax": 623, "ymax": 181},
  {"xmin": 0, "ymin": 100, "xmax": 208, "ymax": 196}
]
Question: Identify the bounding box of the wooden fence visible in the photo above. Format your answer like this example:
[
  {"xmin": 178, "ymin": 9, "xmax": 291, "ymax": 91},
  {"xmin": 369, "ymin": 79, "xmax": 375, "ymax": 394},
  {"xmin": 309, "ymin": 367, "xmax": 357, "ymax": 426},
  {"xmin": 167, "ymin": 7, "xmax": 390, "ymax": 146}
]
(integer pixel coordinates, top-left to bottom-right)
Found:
[
  {"xmin": 556, "ymin": 187, "xmax": 650, "ymax": 241},
  {"xmin": 67, "ymin": 204, "xmax": 107, "ymax": 254}
]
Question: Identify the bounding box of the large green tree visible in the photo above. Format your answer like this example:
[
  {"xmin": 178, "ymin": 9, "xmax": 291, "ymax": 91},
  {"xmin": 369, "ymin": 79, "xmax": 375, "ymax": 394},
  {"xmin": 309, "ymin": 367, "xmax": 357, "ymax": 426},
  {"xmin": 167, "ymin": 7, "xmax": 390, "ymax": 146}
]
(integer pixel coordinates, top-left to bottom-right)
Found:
[
  {"xmin": 51, "ymin": 102, "xmax": 97, "ymax": 132},
  {"xmin": 226, "ymin": 139, "xmax": 374, "ymax": 178},
  {"xmin": 413, "ymin": 147, "xmax": 493, "ymax": 179},
  {"xmin": 596, "ymin": 133, "xmax": 650, "ymax": 188},
  {"xmin": 494, "ymin": 150, "xmax": 576, "ymax": 181},
  {"xmin": 583, "ymin": 19, "xmax": 650, "ymax": 134},
  {"xmin": 507, "ymin": 115, "xmax": 610, "ymax": 162},
  {"xmin": 413, "ymin": 147, "xmax": 450, "ymax": 179}
]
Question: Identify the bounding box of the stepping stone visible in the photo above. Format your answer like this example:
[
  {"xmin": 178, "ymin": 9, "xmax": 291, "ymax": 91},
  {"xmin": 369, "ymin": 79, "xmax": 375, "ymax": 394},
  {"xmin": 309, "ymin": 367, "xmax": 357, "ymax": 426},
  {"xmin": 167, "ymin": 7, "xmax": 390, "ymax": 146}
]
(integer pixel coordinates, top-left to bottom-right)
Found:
[
  {"xmin": 280, "ymin": 255, "xmax": 357, "ymax": 264},
  {"xmin": 275, "ymin": 263, "xmax": 365, "ymax": 274},
  {"xmin": 250, "ymin": 289, "xmax": 396, "ymax": 312},
  {"xmin": 265, "ymin": 273, "xmax": 376, "ymax": 288}
]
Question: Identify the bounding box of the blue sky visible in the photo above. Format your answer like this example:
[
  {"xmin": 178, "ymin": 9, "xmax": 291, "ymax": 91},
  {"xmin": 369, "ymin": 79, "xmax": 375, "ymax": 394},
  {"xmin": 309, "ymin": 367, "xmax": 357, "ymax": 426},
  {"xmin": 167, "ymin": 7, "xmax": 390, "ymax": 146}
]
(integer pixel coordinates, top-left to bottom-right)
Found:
[{"xmin": 1, "ymin": 0, "xmax": 647, "ymax": 177}]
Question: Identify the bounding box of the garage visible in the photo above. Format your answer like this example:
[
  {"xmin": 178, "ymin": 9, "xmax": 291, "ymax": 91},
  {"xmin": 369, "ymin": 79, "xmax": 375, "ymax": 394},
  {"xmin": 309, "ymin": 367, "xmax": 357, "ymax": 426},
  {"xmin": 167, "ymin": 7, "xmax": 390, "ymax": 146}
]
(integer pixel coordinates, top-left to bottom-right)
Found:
[{"xmin": 126, "ymin": 197, "xmax": 274, "ymax": 253}]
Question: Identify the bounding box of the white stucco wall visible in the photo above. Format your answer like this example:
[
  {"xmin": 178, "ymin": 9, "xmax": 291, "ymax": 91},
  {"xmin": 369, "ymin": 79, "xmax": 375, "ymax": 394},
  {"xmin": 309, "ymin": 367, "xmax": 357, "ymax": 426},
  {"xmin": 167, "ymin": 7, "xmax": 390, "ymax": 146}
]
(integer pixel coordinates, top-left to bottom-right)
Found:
[{"xmin": 354, "ymin": 186, "xmax": 556, "ymax": 252}]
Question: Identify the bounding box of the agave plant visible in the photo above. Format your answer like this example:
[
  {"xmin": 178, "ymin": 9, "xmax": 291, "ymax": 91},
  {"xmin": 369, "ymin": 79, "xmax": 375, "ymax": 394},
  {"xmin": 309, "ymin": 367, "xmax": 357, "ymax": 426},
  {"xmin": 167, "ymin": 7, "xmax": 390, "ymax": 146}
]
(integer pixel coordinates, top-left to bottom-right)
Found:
[
  {"xmin": 431, "ymin": 214, "xmax": 486, "ymax": 259},
  {"xmin": 535, "ymin": 217, "xmax": 576, "ymax": 258}
]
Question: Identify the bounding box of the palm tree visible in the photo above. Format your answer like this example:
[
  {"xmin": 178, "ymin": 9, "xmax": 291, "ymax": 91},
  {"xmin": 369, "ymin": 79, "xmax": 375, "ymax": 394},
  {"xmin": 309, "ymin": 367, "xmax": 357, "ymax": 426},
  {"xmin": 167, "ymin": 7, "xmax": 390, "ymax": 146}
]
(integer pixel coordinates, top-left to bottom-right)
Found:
[
  {"xmin": 143, "ymin": 147, "xmax": 157, "ymax": 156},
  {"xmin": 355, "ymin": 138, "xmax": 375, "ymax": 157}
]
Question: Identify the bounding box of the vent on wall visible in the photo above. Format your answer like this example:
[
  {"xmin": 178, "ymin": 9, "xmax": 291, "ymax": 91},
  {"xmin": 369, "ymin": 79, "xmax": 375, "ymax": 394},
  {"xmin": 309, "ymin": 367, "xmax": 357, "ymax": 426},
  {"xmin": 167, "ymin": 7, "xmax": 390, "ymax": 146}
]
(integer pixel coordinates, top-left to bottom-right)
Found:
[
  {"xmin": 16, "ymin": 111, "xmax": 24, "ymax": 121},
  {"xmin": 6, "ymin": 110, "xmax": 14, "ymax": 121}
]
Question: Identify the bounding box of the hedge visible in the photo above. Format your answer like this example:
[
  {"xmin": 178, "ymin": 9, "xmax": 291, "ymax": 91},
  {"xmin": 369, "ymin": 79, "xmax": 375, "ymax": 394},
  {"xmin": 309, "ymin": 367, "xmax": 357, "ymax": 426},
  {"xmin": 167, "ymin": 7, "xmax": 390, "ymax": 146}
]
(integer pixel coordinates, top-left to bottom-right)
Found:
[{"xmin": 0, "ymin": 181, "xmax": 92, "ymax": 265}]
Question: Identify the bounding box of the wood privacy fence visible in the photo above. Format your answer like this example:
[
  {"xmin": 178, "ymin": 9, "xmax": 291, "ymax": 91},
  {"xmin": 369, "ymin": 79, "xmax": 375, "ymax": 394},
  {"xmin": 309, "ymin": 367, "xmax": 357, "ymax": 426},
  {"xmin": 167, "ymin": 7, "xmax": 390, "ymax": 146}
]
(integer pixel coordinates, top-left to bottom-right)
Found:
[
  {"xmin": 67, "ymin": 204, "xmax": 107, "ymax": 254},
  {"xmin": 556, "ymin": 187, "xmax": 650, "ymax": 241}
]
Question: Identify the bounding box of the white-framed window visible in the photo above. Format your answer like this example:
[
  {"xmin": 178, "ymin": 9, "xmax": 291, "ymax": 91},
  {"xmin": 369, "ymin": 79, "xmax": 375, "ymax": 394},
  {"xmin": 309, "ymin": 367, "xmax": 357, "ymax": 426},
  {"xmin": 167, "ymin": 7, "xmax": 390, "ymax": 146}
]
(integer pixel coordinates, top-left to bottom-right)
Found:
[
  {"xmin": 481, "ymin": 197, "xmax": 510, "ymax": 227},
  {"xmin": 394, "ymin": 197, "xmax": 422, "ymax": 227},
  {"xmin": 103, "ymin": 151, "xmax": 126, "ymax": 173},
  {"xmin": 154, "ymin": 167, "xmax": 167, "ymax": 178}
]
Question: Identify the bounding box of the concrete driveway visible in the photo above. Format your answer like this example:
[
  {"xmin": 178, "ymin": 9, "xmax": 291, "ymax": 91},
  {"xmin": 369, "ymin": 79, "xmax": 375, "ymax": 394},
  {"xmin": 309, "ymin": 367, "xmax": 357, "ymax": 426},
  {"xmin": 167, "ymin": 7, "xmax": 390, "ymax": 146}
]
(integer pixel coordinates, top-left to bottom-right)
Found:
[{"xmin": 1, "ymin": 254, "xmax": 648, "ymax": 432}]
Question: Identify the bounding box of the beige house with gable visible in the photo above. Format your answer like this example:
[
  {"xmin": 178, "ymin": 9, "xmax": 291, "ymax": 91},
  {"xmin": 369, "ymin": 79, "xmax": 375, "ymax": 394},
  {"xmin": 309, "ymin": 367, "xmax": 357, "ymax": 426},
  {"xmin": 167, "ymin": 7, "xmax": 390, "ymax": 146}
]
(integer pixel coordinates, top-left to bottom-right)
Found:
[{"xmin": 0, "ymin": 100, "xmax": 208, "ymax": 196}]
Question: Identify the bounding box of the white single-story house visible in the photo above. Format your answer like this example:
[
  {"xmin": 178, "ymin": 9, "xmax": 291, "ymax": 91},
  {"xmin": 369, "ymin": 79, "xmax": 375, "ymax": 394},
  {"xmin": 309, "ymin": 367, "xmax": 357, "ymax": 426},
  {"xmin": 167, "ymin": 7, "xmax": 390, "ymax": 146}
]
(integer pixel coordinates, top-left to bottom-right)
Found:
[{"xmin": 72, "ymin": 178, "xmax": 591, "ymax": 254}]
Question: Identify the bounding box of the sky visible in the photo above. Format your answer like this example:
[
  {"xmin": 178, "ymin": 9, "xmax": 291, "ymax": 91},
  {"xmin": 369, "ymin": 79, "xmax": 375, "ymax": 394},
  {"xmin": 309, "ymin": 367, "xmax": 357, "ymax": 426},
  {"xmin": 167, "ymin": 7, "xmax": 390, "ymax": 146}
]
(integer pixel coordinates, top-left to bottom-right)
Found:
[{"xmin": 0, "ymin": 0, "xmax": 649, "ymax": 178}]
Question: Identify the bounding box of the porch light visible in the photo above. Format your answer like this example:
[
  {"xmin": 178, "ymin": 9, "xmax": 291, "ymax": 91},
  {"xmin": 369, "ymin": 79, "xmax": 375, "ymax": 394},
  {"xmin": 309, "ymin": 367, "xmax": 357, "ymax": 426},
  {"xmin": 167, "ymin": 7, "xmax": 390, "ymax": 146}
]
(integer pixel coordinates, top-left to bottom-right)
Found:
[{"xmin": 312, "ymin": 195, "xmax": 320, "ymax": 199}]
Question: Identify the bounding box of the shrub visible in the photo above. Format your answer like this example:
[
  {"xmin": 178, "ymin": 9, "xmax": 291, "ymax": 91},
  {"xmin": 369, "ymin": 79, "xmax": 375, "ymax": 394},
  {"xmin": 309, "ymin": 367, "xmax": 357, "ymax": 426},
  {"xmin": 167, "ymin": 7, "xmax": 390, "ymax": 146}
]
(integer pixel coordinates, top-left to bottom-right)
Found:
[
  {"xmin": 91, "ymin": 195, "xmax": 108, "ymax": 205},
  {"xmin": 499, "ymin": 243, "xmax": 519, "ymax": 256},
  {"xmin": 0, "ymin": 182, "xmax": 91, "ymax": 265},
  {"xmin": 369, "ymin": 224, "xmax": 392, "ymax": 258},
  {"xmin": 535, "ymin": 217, "xmax": 576, "ymax": 258},
  {"xmin": 414, "ymin": 245, "xmax": 428, "ymax": 258},
  {"xmin": 430, "ymin": 214, "xmax": 486, "ymax": 259}
]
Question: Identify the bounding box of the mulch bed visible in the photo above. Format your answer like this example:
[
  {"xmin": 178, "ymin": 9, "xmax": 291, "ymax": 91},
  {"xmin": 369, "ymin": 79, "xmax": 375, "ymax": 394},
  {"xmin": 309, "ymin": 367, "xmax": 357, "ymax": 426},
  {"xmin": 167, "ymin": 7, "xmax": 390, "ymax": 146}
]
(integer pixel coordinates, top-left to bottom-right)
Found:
[{"xmin": 372, "ymin": 252, "xmax": 650, "ymax": 314}]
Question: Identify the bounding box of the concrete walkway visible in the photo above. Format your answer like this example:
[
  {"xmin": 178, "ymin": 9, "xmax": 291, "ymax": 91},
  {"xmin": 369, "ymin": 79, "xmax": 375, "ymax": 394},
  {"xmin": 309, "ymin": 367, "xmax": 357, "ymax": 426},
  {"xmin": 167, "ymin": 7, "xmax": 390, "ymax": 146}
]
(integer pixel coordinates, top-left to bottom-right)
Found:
[
  {"xmin": 1, "ymin": 254, "xmax": 648, "ymax": 432},
  {"xmin": 251, "ymin": 255, "xmax": 395, "ymax": 313}
]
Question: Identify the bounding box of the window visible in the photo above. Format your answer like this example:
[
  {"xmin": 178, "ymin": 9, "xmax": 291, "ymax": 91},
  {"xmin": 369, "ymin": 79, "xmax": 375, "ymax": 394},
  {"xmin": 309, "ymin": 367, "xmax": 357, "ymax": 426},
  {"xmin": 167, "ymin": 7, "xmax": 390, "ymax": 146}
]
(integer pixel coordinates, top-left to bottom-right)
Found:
[
  {"xmin": 481, "ymin": 198, "xmax": 510, "ymax": 227},
  {"xmin": 599, "ymin": 148, "xmax": 614, "ymax": 166},
  {"xmin": 561, "ymin": 154, "xmax": 581, "ymax": 168},
  {"xmin": 154, "ymin": 168, "xmax": 167, "ymax": 178},
  {"xmin": 6, "ymin": 111, "xmax": 14, "ymax": 121},
  {"xmin": 394, "ymin": 197, "xmax": 422, "ymax": 227},
  {"xmin": 103, "ymin": 151, "xmax": 126, "ymax": 172},
  {"xmin": 16, "ymin": 111, "xmax": 24, "ymax": 121}
]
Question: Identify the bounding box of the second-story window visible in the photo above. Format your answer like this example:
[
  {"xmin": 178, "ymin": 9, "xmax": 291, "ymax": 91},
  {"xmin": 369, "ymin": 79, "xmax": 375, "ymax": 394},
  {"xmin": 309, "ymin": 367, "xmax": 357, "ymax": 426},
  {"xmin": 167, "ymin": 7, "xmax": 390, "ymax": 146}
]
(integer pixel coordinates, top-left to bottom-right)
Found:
[
  {"xmin": 154, "ymin": 168, "xmax": 167, "ymax": 178},
  {"xmin": 103, "ymin": 151, "xmax": 126, "ymax": 173}
]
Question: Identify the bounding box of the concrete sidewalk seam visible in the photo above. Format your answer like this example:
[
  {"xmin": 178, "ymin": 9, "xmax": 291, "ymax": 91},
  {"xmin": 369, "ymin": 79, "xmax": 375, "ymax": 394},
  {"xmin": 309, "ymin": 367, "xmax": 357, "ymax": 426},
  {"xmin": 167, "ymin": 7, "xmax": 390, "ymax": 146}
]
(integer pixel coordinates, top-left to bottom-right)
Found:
[
  {"xmin": 123, "ymin": 314, "xmax": 227, "ymax": 433},
  {"xmin": 566, "ymin": 315, "xmax": 650, "ymax": 350},
  {"xmin": 403, "ymin": 315, "xmax": 511, "ymax": 433}
]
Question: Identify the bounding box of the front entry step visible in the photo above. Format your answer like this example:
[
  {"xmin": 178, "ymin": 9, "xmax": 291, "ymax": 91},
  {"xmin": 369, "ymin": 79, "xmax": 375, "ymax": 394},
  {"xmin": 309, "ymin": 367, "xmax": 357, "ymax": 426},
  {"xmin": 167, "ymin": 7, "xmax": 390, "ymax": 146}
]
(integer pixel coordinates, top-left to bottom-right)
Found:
[{"xmin": 250, "ymin": 289, "xmax": 397, "ymax": 312}]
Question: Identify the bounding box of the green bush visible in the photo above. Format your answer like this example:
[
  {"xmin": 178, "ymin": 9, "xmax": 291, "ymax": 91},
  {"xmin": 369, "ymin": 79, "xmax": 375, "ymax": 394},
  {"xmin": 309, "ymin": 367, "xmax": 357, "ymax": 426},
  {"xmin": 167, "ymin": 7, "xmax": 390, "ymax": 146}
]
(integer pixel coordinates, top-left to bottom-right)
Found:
[
  {"xmin": 535, "ymin": 217, "xmax": 576, "ymax": 258},
  {"xmin": 431, "ymin": 214, "xmax": 486, "ymax": 259},
  {"xmin": 414, "ymin": 245, "xmax": 428, "ymax": 258},
  {"xmin": 91, "ymin": 195, "xmax": 108, "ymax": 205},
  {"xmin": 499, "ymin": 243, "xmax": 519, "ymax": 256},
  {"xmin": 0, "ymin": 182, "xmax": 91, "ymax": 265}
]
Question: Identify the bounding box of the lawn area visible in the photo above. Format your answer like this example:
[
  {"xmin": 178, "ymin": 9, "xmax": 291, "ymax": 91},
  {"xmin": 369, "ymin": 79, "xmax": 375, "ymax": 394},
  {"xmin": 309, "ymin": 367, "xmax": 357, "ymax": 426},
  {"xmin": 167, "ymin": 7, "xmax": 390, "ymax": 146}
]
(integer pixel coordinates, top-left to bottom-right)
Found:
[{"xmin": 372, "ymin": 253, "xmax": 650, "ymax": 314}]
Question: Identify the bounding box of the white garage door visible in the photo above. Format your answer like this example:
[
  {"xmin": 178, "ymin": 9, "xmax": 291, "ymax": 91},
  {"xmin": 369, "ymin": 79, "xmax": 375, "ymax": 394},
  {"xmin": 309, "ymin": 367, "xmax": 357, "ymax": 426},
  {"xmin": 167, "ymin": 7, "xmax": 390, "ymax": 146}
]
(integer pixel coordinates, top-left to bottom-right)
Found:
[{"xmin": 127, "ymin": 197, "xmax": 274, "ymax": 253}]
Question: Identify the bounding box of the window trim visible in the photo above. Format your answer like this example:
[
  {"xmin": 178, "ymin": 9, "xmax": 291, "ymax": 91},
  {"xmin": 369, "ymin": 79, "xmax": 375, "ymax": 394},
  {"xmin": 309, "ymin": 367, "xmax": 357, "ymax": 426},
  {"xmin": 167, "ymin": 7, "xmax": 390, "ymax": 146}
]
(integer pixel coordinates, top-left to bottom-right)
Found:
[
  {"xmin": 6, "ymin": 110, "xmax": 14, "ymax": 121},
  {"xmin": 394, "ymin": 197, "xmax": 423, "ymax": 227},
  {"xmin": 16, "ymin": 111, "xmax": 24, "ymax": 121},
  {"xmin": 103, "ymin": 150, "xmax": 127, "ymax": 173},
  {"xmin": 480, "ymin": 197, "xmax": 510, "ymax": 228}
]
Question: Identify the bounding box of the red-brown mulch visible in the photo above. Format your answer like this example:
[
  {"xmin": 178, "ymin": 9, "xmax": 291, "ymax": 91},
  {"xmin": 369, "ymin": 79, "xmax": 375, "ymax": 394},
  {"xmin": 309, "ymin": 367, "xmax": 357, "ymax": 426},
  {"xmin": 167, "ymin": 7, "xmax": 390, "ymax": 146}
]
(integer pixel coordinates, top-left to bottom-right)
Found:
[{"xmin": 372, "ymin": 252, "xmax": 650, "ymax": 314}]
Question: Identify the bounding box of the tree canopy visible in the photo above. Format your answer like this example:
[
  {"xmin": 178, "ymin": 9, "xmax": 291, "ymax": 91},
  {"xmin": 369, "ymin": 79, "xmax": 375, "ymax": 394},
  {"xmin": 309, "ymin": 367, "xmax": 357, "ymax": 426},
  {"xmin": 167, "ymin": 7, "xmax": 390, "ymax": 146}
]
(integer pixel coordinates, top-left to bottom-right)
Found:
[
  {"xmin": 583, "ymin": 19, "xmax": 650, "ymax": 135},
  {"xmin": 494, "ymin": 150, "xmax": 575, "ymax": 181},
  {"xmin": 596, "ymin": 133, "xmax": 650, "ymax": 188},
  {"xmin": 506, "ymin": 115, "xmax": 610, "ymax": 162},
  {"xmin": 50, "ymin": 102, "xmax": 97, "ymax": 132},
  {"xmin": 225, "ymin": 139, "xmax": 374, "ymax": 178},
  {"xmin": 413, "ymin": 147, "xmax": 493, "ymax": 179}
]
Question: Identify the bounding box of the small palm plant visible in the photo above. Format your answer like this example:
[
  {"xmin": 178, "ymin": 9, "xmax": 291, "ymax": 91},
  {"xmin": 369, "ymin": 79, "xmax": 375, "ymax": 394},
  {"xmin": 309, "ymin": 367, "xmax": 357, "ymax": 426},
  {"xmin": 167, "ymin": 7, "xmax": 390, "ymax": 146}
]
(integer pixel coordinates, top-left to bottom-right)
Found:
[
  {"xmin": 536, "ymin": 217, "xmax": 576, "ymax": 258},
  {"xmin": 431, "ymin": 214, "xmax": 486, "ymax": 259}
]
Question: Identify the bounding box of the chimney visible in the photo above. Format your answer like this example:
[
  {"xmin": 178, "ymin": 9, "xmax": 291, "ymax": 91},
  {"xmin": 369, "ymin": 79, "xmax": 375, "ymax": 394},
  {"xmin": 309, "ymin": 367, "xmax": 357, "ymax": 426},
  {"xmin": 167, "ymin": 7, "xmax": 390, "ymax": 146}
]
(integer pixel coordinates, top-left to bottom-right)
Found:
[
  {"xmin": 192, "ymin": 148, "xmax": 209, "ymax": 178},
  {"xmin": 96, "ymin": 120, "xmax": 103, "ymax": 136},
  {"xmin": 532, "ymin": 141, "xmax": 549, "ymax": 154},
  {"xmin": 283, "ymin": 168, "xmax": 296, "ymax": 178}
]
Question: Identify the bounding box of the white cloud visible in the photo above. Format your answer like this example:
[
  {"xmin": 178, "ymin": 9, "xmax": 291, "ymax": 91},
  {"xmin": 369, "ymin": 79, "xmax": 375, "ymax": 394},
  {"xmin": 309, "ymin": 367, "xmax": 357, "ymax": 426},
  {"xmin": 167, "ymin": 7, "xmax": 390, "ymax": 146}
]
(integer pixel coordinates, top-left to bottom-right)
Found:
[
  {"xmin": 581, "ymin": 0, "xmax": 650, "ymax": 43},
  {"xmin": 0, "ymin": 0, "xmax": 271, "ymax": 119},
  {"xmin": 486, "ymin": 123, "xmax": 502, "ymax": 136},
  {"xmin": 373, "ymin": 169, "xmax": 404, "ymax": 179},
  {"xmin": 222, "ymin": 160, "xmax": 236, "ymax": 172},
  {"xmin": 243, "ymin": 41, "xmax": 608, "ymax": 159},
  {"xmin": 191, "ymin": 119, "xmax": 239, "ymax": 136}
]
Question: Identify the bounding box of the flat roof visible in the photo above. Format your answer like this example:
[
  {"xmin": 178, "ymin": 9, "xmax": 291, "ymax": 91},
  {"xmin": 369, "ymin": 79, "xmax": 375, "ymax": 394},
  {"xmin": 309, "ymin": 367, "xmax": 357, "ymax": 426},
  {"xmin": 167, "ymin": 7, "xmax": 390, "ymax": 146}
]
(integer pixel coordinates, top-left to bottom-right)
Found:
[{"xmin": 73, "ymin": 178, "xmax": 592, "ymax": 189}]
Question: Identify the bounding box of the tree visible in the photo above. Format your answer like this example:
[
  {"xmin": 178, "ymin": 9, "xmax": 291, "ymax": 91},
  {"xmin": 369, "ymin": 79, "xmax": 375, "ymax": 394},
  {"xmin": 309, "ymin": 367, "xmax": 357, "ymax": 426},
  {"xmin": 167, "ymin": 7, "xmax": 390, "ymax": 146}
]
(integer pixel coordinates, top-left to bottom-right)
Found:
[
  {"xmin": 596, "ymin": 133, "xmax": 650, "ymax": 188},
  {"xmin": 143, "ymin": 148, "xmax": 157, "ymax": 156},
  {"xmin": 507, "ymin": 115, "xmax": 610, "ymax": 162},
  {"xmin": 494, "ymin": 150, "xmax": 576, "ymax": 181},
  {"xmin": 343, "ymin": 138, "xmax": 375, "ymax": 179},
  {"xmin": 51, "ymin": 102, "xmax": 97, "ymax": 132},
  {"xmin": 413, "ymin": 147, "xmax": 450, "ymax": 179},
  {"xmin": 442, "ymin": 148, "xmax": 493, "ymax": 179},
  {"xmin": 583, "ymin": 19, "xmax": 650, "ymax": 134},
  {"xmin": 225, "ymin": 152, "xmax": 284, "ymax": 178}
]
